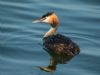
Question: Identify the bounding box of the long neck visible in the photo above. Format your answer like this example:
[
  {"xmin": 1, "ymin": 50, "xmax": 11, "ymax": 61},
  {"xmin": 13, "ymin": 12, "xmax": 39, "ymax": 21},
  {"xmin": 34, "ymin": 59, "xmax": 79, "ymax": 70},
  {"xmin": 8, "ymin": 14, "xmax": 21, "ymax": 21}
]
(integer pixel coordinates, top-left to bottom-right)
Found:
[{"xmin": 44, "ymin": 27, "xmax": 58, "ymax": 37}]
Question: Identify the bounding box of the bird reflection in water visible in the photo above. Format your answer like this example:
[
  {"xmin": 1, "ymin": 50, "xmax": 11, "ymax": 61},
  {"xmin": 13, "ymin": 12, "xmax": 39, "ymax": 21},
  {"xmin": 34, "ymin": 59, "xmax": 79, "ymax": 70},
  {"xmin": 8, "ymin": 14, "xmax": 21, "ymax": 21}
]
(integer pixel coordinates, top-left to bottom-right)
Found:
[{"xmin": 32, "ymin": 12, "xmax": 80, "ymax": 72}]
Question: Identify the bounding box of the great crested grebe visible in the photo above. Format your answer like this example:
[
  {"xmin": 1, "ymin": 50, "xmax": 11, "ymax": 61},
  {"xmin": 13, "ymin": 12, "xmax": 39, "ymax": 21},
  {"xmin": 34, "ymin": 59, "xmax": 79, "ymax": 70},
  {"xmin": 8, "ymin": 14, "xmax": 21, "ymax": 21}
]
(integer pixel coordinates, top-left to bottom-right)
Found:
[{"xmin": 32, "ymin": 12, "xmax": 80, "ymax": 72}]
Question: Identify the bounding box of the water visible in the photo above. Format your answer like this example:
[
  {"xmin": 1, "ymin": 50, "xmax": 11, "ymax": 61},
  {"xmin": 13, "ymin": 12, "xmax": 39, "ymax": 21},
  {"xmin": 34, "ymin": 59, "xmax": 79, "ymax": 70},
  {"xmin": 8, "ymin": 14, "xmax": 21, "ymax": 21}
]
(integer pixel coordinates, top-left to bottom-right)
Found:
[{"xmin": 0, "ymin": 0, "xmax": 100, "ymax": 75}]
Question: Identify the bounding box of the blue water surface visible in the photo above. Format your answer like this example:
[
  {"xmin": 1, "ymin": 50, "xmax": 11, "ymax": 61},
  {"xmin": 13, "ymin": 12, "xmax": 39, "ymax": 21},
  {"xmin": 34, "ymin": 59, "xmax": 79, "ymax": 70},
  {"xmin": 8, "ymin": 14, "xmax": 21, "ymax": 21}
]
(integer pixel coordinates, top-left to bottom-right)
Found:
[{"xmin": 0, "ymin": 0, "xmax": 100, "ymax": 75}]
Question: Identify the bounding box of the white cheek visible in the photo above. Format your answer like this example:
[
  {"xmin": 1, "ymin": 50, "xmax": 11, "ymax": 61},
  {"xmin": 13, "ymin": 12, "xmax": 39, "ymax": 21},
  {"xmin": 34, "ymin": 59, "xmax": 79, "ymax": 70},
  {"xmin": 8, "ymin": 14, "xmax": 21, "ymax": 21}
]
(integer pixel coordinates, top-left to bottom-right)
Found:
[{"xmin": 43, "ymin": 17, "xmax": 50, "ymax": 23}]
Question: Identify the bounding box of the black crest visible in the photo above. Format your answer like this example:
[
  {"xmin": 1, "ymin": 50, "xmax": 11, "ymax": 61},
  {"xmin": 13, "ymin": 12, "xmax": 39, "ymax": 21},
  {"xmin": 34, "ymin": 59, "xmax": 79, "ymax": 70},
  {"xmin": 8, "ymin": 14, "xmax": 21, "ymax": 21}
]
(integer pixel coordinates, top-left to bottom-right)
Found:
[{"xmin": 42, "ymin": 12, "xmax": 54, "ymax": 18}]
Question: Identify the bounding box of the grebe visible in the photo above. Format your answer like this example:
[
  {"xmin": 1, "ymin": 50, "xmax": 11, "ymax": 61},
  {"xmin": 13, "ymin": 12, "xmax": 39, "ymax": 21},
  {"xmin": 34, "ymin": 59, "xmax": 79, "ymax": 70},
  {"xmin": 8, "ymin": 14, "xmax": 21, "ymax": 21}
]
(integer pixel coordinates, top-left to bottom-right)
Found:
[{"xmin": 32, "ymin": 12, "xmax": 80, "ymax": 72}]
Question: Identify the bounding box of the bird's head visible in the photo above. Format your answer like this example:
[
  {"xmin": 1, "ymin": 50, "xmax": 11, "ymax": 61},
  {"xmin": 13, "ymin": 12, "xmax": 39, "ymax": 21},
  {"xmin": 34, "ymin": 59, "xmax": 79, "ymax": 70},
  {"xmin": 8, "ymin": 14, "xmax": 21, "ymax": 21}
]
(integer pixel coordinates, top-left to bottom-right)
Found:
[{"xmin": 32, "ymin": 12, "xmax": 59, "ymax": 27}]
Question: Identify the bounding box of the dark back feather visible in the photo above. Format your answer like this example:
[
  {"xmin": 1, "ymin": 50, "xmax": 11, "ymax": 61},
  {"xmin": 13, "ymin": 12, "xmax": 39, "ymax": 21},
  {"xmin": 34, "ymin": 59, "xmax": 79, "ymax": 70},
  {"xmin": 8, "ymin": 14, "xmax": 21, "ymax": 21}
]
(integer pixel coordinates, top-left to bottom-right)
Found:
[
  {"xmin": 43, "ymin": 34, "xmax": 80, "ymax": 63},
  {"xmin": 43, "ymin": 34, "xmax": 79, "ymax": 54}
]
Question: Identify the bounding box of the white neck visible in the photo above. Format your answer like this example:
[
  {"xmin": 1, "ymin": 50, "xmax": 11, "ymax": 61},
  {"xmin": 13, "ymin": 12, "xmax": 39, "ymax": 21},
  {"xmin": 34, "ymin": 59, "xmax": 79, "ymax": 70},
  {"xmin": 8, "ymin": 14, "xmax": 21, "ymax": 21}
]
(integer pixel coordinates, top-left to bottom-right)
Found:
[{"xmin": 44, "ymin": 27, "xmax": 58, "ymax": 37}]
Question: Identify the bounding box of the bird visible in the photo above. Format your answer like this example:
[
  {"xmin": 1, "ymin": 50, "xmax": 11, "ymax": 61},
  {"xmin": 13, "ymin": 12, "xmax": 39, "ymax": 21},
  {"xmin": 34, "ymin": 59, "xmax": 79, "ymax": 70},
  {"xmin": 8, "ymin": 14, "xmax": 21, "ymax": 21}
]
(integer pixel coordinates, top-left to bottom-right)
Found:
[{"xmin": 32, "ymin": 11, "xmax": 80, "ymax": 72}]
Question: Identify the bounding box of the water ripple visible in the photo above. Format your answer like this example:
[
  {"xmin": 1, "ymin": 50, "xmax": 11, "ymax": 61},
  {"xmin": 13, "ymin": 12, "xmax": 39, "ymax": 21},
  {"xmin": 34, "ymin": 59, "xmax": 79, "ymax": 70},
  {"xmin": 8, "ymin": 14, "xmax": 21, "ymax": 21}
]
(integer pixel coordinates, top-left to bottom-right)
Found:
[{"xmin": 0, "ymin": 0, "xmax": 100, "ymax": 75}]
